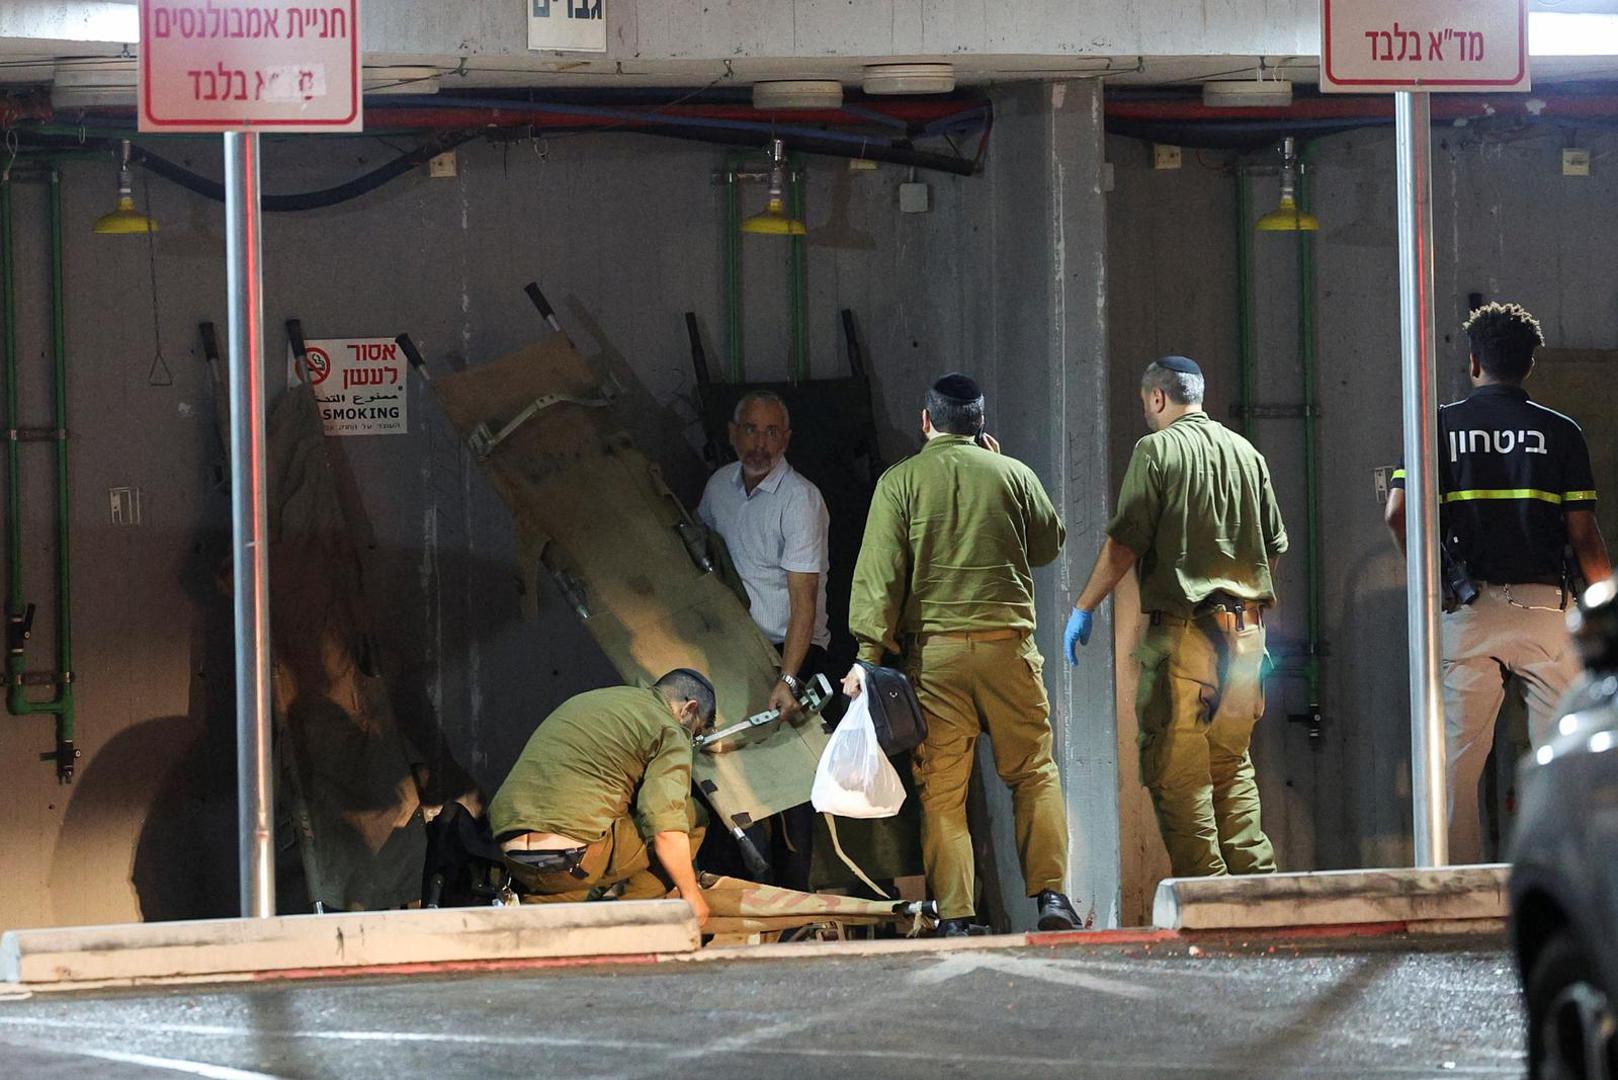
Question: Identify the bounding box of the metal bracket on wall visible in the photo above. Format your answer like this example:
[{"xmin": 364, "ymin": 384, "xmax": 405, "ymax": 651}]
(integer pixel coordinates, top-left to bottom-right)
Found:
[
  {"xmin": 9, "ymin": 428, "xmax": 65, "ymax": 442},
  {"xmin": 1289, "ymin": 705, "xmax": 1325, "ymax": 749},
  {"xmin": 16, "ymin": 670, "xmax": 70, "ymax": 687}
]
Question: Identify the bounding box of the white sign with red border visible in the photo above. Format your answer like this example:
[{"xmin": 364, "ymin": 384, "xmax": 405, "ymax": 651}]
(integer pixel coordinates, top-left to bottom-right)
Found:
[
  {"xmin": 138, "ymin": 1, "xmax": 362, "ymax": 132},
  {"xmin": 1321, "ymin": 0, "xmax": 1529, "ymax": 93},
  {"xmin": 289, "ymin": 338, "xmax": 407, "ymax": 437}
]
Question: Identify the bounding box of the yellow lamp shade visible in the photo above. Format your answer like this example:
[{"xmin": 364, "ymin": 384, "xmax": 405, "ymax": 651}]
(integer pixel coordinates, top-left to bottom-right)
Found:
[
  {"xmin": 93, "ymin": 195, "xmax": 158, "ymax": 235},
  {"xmin": 1255, "ymin": 195, "xmax": 1318, "ymax": 232},
  {"xmin": 741, "ymin": 196, "xmax": 807, "ymax": 236}
]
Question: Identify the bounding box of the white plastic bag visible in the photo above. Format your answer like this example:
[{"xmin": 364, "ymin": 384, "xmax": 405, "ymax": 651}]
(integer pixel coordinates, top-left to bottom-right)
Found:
[{"xmin": 810, "ymin": 667, "xmax": 906, "ymax": 819}]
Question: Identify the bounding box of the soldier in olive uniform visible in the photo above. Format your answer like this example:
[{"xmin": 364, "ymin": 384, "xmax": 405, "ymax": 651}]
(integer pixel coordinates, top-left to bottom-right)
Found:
[
  {"xmin": 845, "ymin": 373, "xmax": 1083, "ymax": 936},
  {"xmin": 1066, "ymin": 356, "xmax": 1287, "ymax": 878},
  {"xmin": 488, "ymin": 669, "xmax": 716, "ymax": 925}
]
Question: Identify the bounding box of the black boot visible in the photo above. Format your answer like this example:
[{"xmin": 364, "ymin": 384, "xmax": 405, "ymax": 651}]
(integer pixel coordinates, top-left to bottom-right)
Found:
[
  {"xmin": 937, "ymin": 917, "xmax": 988, "ymax": 938},
  {"xmin": 1036, "ymin": 890, "xmax": 1083, "ymax": 931}
]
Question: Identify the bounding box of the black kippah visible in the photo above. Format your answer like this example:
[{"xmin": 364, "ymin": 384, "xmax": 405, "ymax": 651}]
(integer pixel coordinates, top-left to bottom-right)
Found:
[
  {"xmin": 931, "ymin": 372, "xmax": 983, "ymax": 403},
  {"xmin": 1155, "ymin": 355, "xmax": 1202, "ymax": 377}
]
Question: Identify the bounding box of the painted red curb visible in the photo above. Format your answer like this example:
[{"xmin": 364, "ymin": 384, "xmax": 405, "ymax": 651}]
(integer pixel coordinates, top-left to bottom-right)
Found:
[{"xmin": 251, "ymin": 953, "xmax": 664, "ymax": 983}]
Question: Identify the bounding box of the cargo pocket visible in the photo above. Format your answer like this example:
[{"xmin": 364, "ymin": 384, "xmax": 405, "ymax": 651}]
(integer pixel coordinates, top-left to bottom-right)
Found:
[
  {"xmin": 1019, "ymin": 634, "xmax": 1045, "ymax": 678},
  {"xmin": 1133, "ymin": 634, "xmax": 1174, "ymax": 788}
]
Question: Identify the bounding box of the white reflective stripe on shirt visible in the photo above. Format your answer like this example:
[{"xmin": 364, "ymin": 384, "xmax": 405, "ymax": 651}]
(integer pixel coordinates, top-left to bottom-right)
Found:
[{"xmin": 697, "ymin": 459, "xmax": 831, "ymax": 649}]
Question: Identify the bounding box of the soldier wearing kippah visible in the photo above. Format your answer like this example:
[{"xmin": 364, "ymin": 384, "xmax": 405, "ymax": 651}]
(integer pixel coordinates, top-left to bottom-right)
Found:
[
  {"xmin": 1066, "ymin": 356, "xmax": 1289, "ymax": 878},
  {"xmin": 845, "ymin": 373, "xmax": 1082, "ymax": 935}
]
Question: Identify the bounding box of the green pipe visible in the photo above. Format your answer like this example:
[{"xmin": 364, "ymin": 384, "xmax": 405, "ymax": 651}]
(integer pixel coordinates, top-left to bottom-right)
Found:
[
  {"xmin": 1234, "ymin": 167, "xmax": 1256, "ymax": 438},
  {"xmin": 1295, "ymin": 147, "xmax": 1324, "ymax": 713},
  {"xmin": 787, "ymin": 153, "xmax": 808, "ymax": 382},
  {"xmin": 2, "ymin": 180, "xmax": 19, "ymax": 633},
  {"xmin": 724, "ymin": 157, "xmax": 743, "ymax": 382},
  {"xmin": 49, "ymin": 167, "xmax": 75, "ymax": 759},
  {"xmin": 1, "ymin": 169, "xmax": 75, "ymax": 782}
]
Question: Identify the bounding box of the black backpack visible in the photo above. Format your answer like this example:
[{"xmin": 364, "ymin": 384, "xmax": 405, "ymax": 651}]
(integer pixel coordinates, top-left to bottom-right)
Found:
[{"xmin": 856, "ymin": 661, "xmax": 927, "ymax": 755}]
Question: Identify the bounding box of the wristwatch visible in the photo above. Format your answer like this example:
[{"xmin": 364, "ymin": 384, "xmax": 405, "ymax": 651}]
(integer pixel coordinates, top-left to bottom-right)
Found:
[{"xmin": 778, "ymin": 672, "xmax": 803, "ymax": 695}]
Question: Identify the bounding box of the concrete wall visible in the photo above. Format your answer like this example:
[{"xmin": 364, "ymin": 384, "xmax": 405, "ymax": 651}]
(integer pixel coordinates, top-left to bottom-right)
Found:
[
  {"xmin": 1, "ymin": 0, "xmax": 1318, "ymax": 62},
  {"xmin": 0, "ymin": 83, "xmax": 1114, "ymax": 933},
  {"xmin": 1105, "ymin": 122, "xmax": 1618, "ymax": 921}
]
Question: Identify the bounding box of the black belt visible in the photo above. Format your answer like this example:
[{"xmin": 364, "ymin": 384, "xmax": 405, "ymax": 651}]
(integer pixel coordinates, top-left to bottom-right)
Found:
[{"xmin": 506, "ymin": 846, "xmax": 590, "ymax": 880}]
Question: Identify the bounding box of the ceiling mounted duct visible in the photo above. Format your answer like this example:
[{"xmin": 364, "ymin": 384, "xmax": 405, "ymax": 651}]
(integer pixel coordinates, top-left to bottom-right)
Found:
[
  {"xmin": 862, "ymin": 63, "xmax": 955, "ymax": 95},
  {"xmin": 1202, "ymin": 78, "xmax": 1293, "ymax": 108},
  {"xmin": 752, "ymin": 80, "xmax": 844, "ymax": 110}
]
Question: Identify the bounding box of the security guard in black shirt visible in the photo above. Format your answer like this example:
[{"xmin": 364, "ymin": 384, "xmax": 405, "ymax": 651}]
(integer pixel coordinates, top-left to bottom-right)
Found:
[{"xmin": 1386, "ymin": 302, "xmax": 1612, "ymax": 862}]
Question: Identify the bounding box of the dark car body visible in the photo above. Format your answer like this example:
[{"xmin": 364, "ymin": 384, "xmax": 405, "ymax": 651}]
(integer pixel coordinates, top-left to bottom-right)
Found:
[{"xmin": 1509, "ymin": 580, "xmax": 1618, "ymax": 1079}]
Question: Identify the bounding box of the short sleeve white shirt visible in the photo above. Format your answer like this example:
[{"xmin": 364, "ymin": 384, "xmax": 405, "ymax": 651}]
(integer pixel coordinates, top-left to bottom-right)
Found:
[{"xmin": 697, "ymin": 458, "xmax": 831, "ymax": 649}]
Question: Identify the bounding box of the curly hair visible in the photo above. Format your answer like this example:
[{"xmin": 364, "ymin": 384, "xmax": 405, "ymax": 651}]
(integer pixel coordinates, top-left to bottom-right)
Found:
[{"xmin": 1463, "ymin": 302, "xmax": 1544, "ymax": 383}]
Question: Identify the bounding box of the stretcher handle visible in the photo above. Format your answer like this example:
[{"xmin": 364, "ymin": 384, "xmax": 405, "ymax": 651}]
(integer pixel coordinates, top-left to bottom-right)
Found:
[
  {"xmin": 685, "ymin": 312, "xmax": 711, "ymax": 386},
  {"xmin": 394, "ymin": 333, "xmax": 431, "ymax": 381},
  {"xmin": 285, "ymin": 318, "xmax": 309, "ymax": 365},
  {"xmin": 198, "ymin": 321, "xmax": 221, "ymax": 364},
  {"xmin": 524, "ymin": 282, "xmax": 564, "ymax": 335}
]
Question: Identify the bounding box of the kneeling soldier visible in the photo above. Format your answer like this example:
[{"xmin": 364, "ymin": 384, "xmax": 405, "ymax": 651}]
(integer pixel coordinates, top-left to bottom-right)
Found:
[{"xmin": 487, "ymin": 669, "xmax": 717, "ymax": 926}]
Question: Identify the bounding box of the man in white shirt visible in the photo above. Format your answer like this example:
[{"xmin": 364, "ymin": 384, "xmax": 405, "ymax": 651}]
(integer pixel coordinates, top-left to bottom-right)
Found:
[
  {"xmin": 698, "ymin": 390, "xmax": 831, "ymax": 889},
  {"xmin": 699, "ymin": 390, "xmax": 832, "ymax": 715}
]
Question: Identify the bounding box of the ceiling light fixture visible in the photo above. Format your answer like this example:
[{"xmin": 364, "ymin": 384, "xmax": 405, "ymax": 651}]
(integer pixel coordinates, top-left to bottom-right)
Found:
[
  {"xmin": 93, "ymin": 140, "xmax": 158, "ymax": 236},
  {"xmin": 741, "ymin": 138, "xmax": 807, "ymax": 237},
  {"xmin": 752, "ymin": 80, "xmax": 844, "ymax": 110},
  {"xmin": 1202, "ymin": 79, "xmax": 1293, "ymax": 109},
  {"xmin": 861, "ymin": 63, "xmax": 955, "ymax": 95},
  {"xmin": 1255, "ymin": 136, "xmax": 1318, "ymax": 232}
]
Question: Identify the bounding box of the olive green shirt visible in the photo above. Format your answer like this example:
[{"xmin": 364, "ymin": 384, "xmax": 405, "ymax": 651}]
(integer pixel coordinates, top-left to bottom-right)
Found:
[
  {"xmin": 487, "ymin": 686, "xmax": 693, "ymax": 844},
  {"xmin": 1108, "ymin": 411, "xmax": 1288, "ymax": 616},
  {"xmin": 849, "ymin": 434, "xmax": 1066, "ymax": 663}
]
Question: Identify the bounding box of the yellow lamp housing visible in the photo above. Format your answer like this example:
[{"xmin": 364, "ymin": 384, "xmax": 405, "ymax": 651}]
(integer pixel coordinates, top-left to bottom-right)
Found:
[
  {"xmin": 742, "ymin": 195, "xmax": 808, "ymax": 236},
  {"xmin": 93, "ymin": 140, "xmax": 158, "ymax": 235},
  {"xmin": 1255, "ymin": 195, "xmax": 1319, "ymax": 232},
  {"xmin": 741, "ymin": 138, "xmax": 807, "ymax": 237},
  {"xmin": 1255, "ymin": 136, "xmax": 1317, "ymax": 233}
]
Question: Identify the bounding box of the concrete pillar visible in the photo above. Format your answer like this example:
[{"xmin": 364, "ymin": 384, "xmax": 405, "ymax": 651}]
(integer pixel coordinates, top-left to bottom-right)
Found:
[{"xmin": 979, "ymin": 81, "xmax": 1119, "ymax": 929}]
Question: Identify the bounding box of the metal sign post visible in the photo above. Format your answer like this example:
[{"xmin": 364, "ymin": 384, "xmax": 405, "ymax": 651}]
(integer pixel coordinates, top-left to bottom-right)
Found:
[
  {"xmin": 138, "ymin": 0, "xmax": 363, "ymax": 918},
  {"xmin": 224, "ymin": 132, "xmax": 274, "ymax": 917},
  {"xmin": 1322, "ymin": 0, "xmax": 1528, "ymax": 868},
  {"xmin": 1394, "ymin": 91, "xmax": 1448, "ymax": 867}
]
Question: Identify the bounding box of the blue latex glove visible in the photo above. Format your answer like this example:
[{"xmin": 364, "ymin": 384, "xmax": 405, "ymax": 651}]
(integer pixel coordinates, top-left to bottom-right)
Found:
[{"xmin": 1064, "ymin": 608, "xmax": 1094, "ymax": 665}]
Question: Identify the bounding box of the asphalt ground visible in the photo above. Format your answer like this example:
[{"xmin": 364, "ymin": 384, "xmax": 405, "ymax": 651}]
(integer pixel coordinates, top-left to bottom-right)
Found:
[{"xmin": 0, "ymin": 933, "xmax": 1524, "ymax": 1080}]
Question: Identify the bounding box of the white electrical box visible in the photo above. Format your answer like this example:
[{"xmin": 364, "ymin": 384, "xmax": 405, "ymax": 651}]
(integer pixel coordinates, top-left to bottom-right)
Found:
[
  {"xmin": 1152, "ymin": 144, "xmax": 1182, "ymax": 171},
  {"xmin": 109, "ymin": 487, "xmax": 142, "ymax": 526},
  {"xmin": 899, "ymin": 181, "xmax": 930, "ymax": 213},
  {"xmin": 428, "ymin": 151, "xmax": 458, "ymax": 178},
  {"xmin": 1563, "ymin": 148, "xmax": 1591, "ymax": 177}
]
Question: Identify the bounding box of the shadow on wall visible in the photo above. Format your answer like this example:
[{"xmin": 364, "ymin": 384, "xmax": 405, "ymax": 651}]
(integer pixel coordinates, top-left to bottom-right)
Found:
[
  {"xmin": 1332, "ymin": 552, "xmax": 1416, "ymax": 871},
  {"xmin": 48, "ymin": 713, "xmax": 236, "ymax": 926}
]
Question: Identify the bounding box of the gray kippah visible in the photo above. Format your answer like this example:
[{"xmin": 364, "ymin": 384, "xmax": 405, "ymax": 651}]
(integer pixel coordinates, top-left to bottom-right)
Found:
[
  {"xmin": 1155, "ymin": 355, "xmax": 1202, "ymax": 377},
  {"xmin": 931, "ymin": 372, "xmax": 983, "ymax": 403}
]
